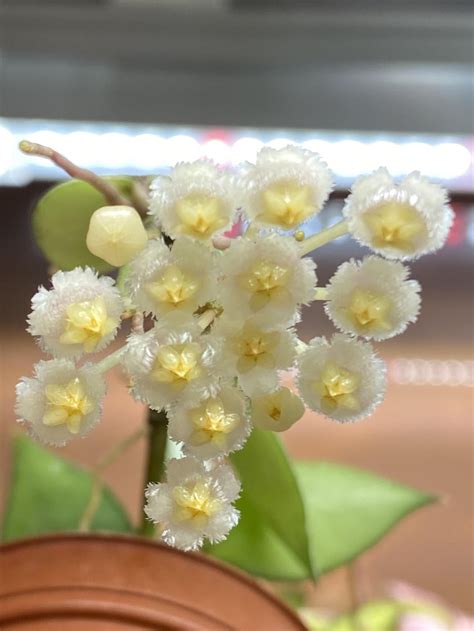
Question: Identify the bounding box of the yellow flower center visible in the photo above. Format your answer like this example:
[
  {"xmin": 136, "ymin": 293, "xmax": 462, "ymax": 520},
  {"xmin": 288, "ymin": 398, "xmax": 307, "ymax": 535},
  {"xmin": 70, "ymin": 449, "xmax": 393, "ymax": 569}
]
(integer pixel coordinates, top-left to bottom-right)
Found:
[
  {"xmin": 189, "ymin": 398, "xmax": 240, "ymax": 446},
  {"xmin": 145, "ymin": 265, "xmax": 199, "ymax": 308},
  {"xmin": 172, "ymin": 481, "xmax": 222, "ymax": 527},
  {"xmin": 314, "ymin": 362, "xmax": 360, "ymax": 413},
  {"xmin": 363, "ymin": 201, "xmax": 426, "ymax": 252},
  {"xmin": 42, "ymin": 378, "xmax": 93, "ymax": 434},
  {"xmin": 242, "ymin": 261, "xmax": 289, "ymax": 310},
  {"xmin": 268, "ymin": 404, "xmax": 282, "ymax": 421},
  {"xmin": 151, "ymin": 343, "xmax": 202, "ymax": 384},
  {"xmin": 261, "ymin": 180, "xmax": 313, "ymax": 228},
  {"xmin": 235, "ymin": 330, "xmax": 277, "ymax": 373},
  {"xmin": 175, "ymin": 193, "xmax": 227, "ymax": 239},
  {"xmin": 59, "ymin": 296, "xmax": 117, "ymax": 352},
  {"xmin": 346, "ymin": 288, "xmax": 392, "ymax": 333}
]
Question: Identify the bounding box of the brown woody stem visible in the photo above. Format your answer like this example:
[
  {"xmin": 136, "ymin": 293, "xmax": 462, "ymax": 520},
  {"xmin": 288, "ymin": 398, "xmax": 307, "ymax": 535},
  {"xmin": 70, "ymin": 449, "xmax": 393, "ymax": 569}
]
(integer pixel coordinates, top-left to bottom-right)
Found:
[{"xmin": 19, "ymin": 139, "xmax": 129, "ymax": 206}]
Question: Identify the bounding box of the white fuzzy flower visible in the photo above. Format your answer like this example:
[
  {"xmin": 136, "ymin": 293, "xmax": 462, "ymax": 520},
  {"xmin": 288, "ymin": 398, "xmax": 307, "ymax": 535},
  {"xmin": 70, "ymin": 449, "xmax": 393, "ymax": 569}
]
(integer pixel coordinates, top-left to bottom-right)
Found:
[
  {"xmin": 123, "ymin": 312, "xmax": 222, "ymax": 410},
  {"xmin": 149, "ymin": 160, "xmax": 237, "ymax": 242},
  {"xmin": 343, "ymin": 168, "xmax": 453, "ymax": 260},
  {"xmin": 145, "ymin": 456, "xmax": 240, "ymax": 551},
  {"xmin": 214, "ymin": 319, "xmax": 297, "ymax": 397},
  {"xmin": 296, "ymin": 334, "xmax": 386, "ymax": 423},
  {"xmin": 15, "ymin": 359, "xmax": 106, "ymax": 446},
  {"xmin": 325, "ymin": 256, "xmax": 421, "ymax": 340},
  {"xmin": 168, "ymin": 384, "xmax": 251, "ymax": 460},
  {"xmin": 251, "ymin": 387, "xmax": 305, "ymax": 432},
  {"xmin": 126, "ymin": 237, "xmax": 217, "ymax": 317},
  {"xmin": 218, "ymin": 234, "xmax": 316, "ymax": 327},
  {"xmin": 28, "ymin": 267, "xmax": 123, "ymax": 358},
  {"xmin": 239, "ymin": 145, "xmax": 333, "ymax": 229}
]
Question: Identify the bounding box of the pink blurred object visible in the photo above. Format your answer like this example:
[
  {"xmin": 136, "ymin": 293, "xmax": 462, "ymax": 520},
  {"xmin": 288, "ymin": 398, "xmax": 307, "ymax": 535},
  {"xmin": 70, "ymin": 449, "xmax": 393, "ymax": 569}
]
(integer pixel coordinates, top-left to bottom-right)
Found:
[
  {"xmin": 224, "ymin": 218, "xmax": 245, "ymax": 239},
  {"xmin": 390, "ymin": 582, "xmax": 474, "ymax": 631},
  {"xmin": 213, "ymin": 218, "xmax": 245, "ymax": 250}
]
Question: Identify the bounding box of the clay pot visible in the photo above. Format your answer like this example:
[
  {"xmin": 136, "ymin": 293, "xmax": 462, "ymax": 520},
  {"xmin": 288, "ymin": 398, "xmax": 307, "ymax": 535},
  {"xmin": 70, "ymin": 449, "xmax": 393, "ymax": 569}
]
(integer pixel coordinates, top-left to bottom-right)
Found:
[{"xmin": 0, "ymin": 533, "xmax": 306, "ymax": 630}]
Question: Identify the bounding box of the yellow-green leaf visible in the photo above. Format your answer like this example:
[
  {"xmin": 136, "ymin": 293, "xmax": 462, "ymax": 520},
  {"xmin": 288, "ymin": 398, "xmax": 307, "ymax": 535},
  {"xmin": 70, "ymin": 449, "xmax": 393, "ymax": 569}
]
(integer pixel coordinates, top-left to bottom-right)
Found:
[
  {"xmin": 208, "ymin": 428, "xmax": 314, "ymax": 580},
  {"xmin": 295, "ymin": 461, "xmax": 435, "ymax": 574},
  {"xmin": 2, "ymin": 437, "xmax": 132, "ymax": 541}
]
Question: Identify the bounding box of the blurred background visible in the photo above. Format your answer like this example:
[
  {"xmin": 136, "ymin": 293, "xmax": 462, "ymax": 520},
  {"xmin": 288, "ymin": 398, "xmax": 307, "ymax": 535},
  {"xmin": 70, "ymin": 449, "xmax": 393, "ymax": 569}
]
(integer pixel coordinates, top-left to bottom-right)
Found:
[{"xmin": 1, "ymin": 0, "xmax": 473, "ymax": 618}]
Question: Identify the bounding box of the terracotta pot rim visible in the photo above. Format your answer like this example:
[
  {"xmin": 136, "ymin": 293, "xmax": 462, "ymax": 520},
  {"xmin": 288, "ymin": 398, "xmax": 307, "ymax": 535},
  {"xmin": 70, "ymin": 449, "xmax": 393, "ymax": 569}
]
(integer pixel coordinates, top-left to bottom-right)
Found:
[{"xmin": 1, "ymin": 532, "xmax": 306, "ymax": 629}]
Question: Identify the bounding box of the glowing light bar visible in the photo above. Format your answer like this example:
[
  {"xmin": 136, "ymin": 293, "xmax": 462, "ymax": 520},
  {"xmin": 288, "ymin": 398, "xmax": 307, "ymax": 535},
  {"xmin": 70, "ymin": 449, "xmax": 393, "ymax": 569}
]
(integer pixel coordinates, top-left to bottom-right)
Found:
[
  {"xmin": 0, "ymin": 118, "xmax": 472, "ymax": 190},
  {"xmin": 388, "ymin": 358, "xmax": 474, "ymax": 387}
]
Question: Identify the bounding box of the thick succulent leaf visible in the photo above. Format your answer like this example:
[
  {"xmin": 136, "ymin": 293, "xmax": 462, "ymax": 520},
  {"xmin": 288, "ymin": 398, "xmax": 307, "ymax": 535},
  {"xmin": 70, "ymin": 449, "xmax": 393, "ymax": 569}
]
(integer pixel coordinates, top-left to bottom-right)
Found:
[
  {"xmin": 294, "ymin": 460, "xmax": 435, "ymax": 574},
  {"xmin": 2, "ymin": 436, "xmax": 133, "ymax": 541},
  {"xmin": 32, "ymin": 176, "xmax": 133, "ymax": 271},
  {"xmin": 208, "ymin": 428, "xmax": 314, "ymax": 580}
]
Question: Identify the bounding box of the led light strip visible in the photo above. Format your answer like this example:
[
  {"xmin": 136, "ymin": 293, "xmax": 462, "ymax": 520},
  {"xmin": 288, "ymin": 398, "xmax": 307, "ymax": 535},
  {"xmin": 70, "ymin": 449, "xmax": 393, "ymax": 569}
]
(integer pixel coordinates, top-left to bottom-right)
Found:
[
  {"xmin": 0, "ymin": 118, "xmax": 472, "ymax": 189},
  {"xmin": 388, "ymin": 358, "xmax": 474, "ymax": 387}
]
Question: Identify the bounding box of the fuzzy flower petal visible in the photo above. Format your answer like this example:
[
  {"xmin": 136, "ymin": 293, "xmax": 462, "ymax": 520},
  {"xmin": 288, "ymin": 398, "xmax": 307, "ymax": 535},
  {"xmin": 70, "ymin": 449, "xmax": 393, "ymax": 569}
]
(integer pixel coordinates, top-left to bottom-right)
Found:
[
  {"xmin": 126, "ymin": 237, "xmax": 217, "ymax": 317},
  {"xmin": 239, "ymin": 145, "xmax": 333, "ymax": 229},
  {"xmin": 145, "ymin": 456, "xmax": 240, "ymax": 551},
  {"xmin": 28, "ymin": 267, "xmax": 123, "ymax": 358},
  {"xmin": 343, "ymin": 168, "xmax": 453, "ymax": 260},
  {"xmin": 325, "ymin": 256, "xmax": 421, "ymax": 340},
  {"xmin": 296, "ymin": 334, "xmax": 386, "ymax": 422},
  {"xmin": 123, "ymin": 312, "xmax": 222, "ymax": 410},
  {"xmin": 15, "ymin": 359, "xmax": 106, "ymax": 446},
  {"xmin": 149, "ymin": 160, "xmax": 237, "ymax": 242},
  {"xmin": 214, "ymin": 318, "xmax": 297, "ymax": 397},
  {"xmin": 251, "ymin": 387, "xmax": 305, "ymax": 432},
  {"xmin": 168, "ymin": 384, "xmax": 251, "ymax": 460},
  {"xmin": 218, "ymin": 233, "xmax": 316, "ymax": 327}
]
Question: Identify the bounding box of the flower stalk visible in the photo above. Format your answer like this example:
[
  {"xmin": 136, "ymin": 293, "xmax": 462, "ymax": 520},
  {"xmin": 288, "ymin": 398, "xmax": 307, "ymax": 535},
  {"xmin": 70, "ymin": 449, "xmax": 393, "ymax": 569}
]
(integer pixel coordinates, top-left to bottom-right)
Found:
[
  {"xmin": 19, "ymin": 140, "xmax": 129, "ymax": 207},
  {"xmin": 299, "ymin": 219, "xmax": 349, "ymax": 255},
  {"xmin": 314, "ymin": 287, "xmax": 329, "ymax": 301},
  {"xmin": 95, "ymin": 346, "xmax": 127, "ymax": 374}
]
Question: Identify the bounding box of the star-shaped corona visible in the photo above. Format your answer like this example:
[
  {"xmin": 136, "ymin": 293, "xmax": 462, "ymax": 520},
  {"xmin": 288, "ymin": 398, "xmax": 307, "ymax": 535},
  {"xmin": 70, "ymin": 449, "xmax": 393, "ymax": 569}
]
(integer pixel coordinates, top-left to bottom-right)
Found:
[
  {"xmin": 169, "ymin": 385, "xmax": 251, "ymax": 459},
  {"xmin": 297, "ymin": 334, "xmax": 386, "ymax": 423},
  {"xmin": 15, "ymin": 359, "xmax": 106, "ymax": 446},
  {"xmin": 144, "ymin": 457, "xmax": 240, "ymax": 551},
  {"xmin": 239, "ymin": 145, "xmax": 333, "ymax": 228},
  {"xmin": 28, "ymin": 267, "xmax": 123, "ymax": 358},
  {"xmin": 42, "ymin": 378, "xmax": 94, "ymax": 434},
  {"xmin": 59, "ymin": 296, "xmax": 118, "ymax": 352},
  {"xmin": 149, "ymin": 160, "xmax": 236, "ymax": 242},
  {"xmin": 343, "ymin": 168, "xmax": 453, "ymax": 259},
  {"xmin": 325, "ymin": 256, "xmax": 421, "ymax": 340}
]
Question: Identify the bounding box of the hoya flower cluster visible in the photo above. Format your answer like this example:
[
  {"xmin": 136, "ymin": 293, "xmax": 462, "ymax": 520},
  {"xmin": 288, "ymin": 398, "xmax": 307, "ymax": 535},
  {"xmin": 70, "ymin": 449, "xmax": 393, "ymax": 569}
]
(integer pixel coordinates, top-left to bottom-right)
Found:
[{"xmin": 16, "ymin": 145, "xmax": 453, "ymax": 550}]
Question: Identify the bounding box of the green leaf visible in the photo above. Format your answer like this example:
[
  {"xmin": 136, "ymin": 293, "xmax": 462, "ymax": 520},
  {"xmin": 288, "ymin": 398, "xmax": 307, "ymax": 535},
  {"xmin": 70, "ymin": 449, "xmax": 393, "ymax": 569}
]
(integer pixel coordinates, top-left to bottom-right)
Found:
[
  {"xmin": 2, "ymin": 436, "xmax": 133, "ymax": 541},
  {"xmin": 208, "ymin": 428, "xmax": 314, "ymax": 580},
  {"xmin": 32, "ymin": 176, "xmax": 133, "ymax": 271},
  {"xmin": 207, "ymin": 491, "xmax": 309, "ymax": 580},
  {"xmin": 294, "ymin": 461, "xmax": 435, "ymax": 574}
]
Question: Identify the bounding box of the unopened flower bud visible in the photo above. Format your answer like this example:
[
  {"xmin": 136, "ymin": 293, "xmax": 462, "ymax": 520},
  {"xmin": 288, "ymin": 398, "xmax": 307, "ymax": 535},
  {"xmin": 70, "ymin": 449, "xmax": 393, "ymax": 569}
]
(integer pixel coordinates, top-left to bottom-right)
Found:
[{"xmin": 86, "ymin": 205, "xmax": 147, "ymax": 267}]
